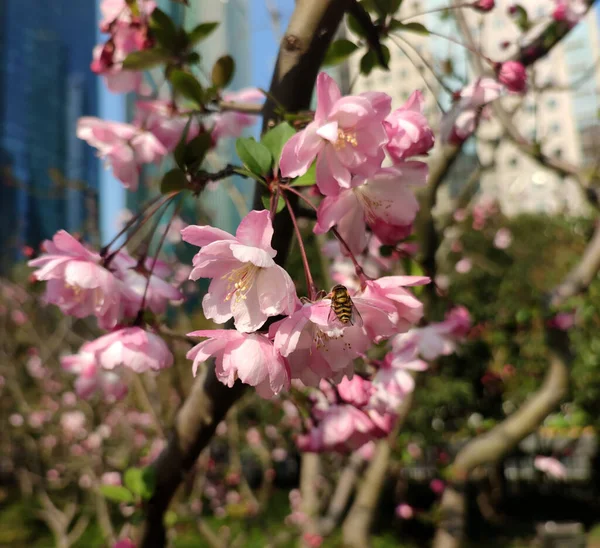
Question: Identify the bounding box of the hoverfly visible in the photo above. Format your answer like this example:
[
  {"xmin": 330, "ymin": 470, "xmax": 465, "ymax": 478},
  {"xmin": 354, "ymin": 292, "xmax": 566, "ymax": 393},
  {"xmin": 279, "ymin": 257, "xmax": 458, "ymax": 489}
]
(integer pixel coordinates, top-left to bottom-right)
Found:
[{"xmin": 327, "ymin": 284, "xmax": 363, "ymax": 329}]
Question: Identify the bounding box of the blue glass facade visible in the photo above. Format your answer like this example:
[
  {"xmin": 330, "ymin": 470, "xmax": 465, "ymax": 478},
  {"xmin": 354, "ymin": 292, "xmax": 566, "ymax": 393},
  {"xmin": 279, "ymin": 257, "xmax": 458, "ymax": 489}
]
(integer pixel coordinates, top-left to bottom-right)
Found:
[{"xmin": 0, "ymin": 0, "xmax": 99, "ymax": 270}]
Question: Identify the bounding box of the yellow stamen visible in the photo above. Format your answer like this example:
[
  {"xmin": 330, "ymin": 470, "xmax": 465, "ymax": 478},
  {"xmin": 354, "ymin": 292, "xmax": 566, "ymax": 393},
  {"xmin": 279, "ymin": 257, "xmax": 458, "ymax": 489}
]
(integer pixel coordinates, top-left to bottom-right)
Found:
[
  {"xmin": 334, "ymin": 128, "xmax": 358, "ymax": 150},
  {"xmin": 222, "ymin": 263, "xmax": 260, "ymax": 303}
]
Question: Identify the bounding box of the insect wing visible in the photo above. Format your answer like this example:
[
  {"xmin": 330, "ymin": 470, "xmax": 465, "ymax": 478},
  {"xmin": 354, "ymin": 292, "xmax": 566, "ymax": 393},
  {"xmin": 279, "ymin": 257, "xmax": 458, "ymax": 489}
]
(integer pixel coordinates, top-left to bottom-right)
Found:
[{"xmin": 349, "ymin": 300, "xmax": 364, "ymax": 328}]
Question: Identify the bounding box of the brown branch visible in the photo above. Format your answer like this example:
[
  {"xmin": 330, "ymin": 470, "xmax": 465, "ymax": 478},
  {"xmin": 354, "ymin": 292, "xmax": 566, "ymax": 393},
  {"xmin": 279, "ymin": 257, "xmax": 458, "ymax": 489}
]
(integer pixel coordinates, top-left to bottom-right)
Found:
[
  {"xmin": 138, "ymin": 2, "xmax": 348, "ymax": 547},
  {"xmin": 299, "ymin": 453, "xmax": 323, "ymax": 538},
  {"xmin": 341, "ymin": 392, "xmax": 414, "ymax": 547},
  {"xmin": 432, "ymin": 220, "xmax": 600, "ymax": 548},
  {"xmin": 318, "ymin": 453, "xmax": 365, "ymax": 537}
]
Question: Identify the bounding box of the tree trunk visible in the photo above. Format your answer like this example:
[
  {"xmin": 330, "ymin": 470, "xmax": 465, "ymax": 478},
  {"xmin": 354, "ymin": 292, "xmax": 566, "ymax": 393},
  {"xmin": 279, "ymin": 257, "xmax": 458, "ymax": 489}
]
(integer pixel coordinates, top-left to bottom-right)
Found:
[{"xmin": 138, "ymin": 2, "xmax": 347, "ymax": 546}]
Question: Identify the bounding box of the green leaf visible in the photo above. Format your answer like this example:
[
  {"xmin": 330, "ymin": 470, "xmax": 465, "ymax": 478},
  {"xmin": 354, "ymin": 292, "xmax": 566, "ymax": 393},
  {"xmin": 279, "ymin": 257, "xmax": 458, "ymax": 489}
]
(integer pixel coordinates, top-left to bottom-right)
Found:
[
  {"xmin": 233, "ymin": 167, "xmax": 267, "ymax": 184},
  {"xmin": 291, "ymin": 162, "xmax": 316, "ymax": 187},
  {"xmin": 360, "ymin": 49, "xmax": 376, "ymax": 75},
  {"xmin": 124, "ymin": 467, "xmax": 156, "ymax": 500},
  {"xmin": 149, "ymin": 8, "xmax": 178, "ymax": 48},
  {"xmin": 164, "ymin": 510, "xmax": 178, "ymax": 528},
  {"xmin": 374, "ymin": 0, "xmax": 402, "ymax": 15},
  {"xmin": 347, "ymin": 14, "xmax": 368, "ymax": 38},
  {"xmin": 510, "ymin": 4, "xmax": 530, "ymax": 31},
  {"xmin": 169, "ymin": 70, "xmax": 204, "ymax": 107},
  {"xmin": 99, "ymin": 485, "xmax": 134, "ymax": 504},
  {"xmin": 235, "ymin": 137, "xmax": 273, "ymax": 176},
  {"xmin": 211, "ymin": 55, "xmax": 235, "ymax": 88},
  {"xmin": 184, "ymin": 132, "xmax": 213, "ymax": 173},
  {"xmin": 323, "ymin": 39, "xmax": 359, "ymax": 67},
  {"xmin": 261, "ymin": 123, "xmax": 296, "ymax": 170},
  {"xmin": 389, "ymin": 20, "xmax": 430, "ymax": 35},
  {"xmin": 160, "ymin": 168, "xmax": 188, "ymax": 194},
  {"xmin": 122, "ymin": 48, "xmax": 171, "ymax": 70},
  {"xmin": 188, "ymin": 22, "xmax": 219, "ymax": 46},
  {"xmin": 359, "ymin": 45, "xmax": 390, "ymax": 75},
  {"xmin": 261, "ymin": 195, "xmax": 285, "ymax": 214},
  {"xmin": 174, "ymin": 117, "xmax": 193, "ymax": 169}
]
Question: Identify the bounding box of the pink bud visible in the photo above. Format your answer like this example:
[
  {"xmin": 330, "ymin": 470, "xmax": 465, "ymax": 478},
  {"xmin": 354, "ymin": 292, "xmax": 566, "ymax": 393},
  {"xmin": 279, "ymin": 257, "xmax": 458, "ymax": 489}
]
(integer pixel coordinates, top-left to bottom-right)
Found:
[
  {"xmin": 396, "ymin": 503, "xmax": 414, "ymax": 519},
  {"xmin": 497, "ymin": 61, "xmax": 527, "ymax": 94},
  {"xmin": 472, "ymin": 0, "xmax": 495, "ymax": 12},
  {"xmin": 430, "ymin": 479, "xmax": 446, "ymax": 495}
]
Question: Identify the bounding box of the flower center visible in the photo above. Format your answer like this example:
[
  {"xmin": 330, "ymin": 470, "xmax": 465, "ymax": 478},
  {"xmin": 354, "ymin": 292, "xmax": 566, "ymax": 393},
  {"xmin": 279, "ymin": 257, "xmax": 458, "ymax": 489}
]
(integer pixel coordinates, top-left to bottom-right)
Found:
[
  {"xmin": 355, "ymin": 186, "xmax": 386, "ymax": 223},
  {"xmin": 223, "ymin": 263, "xmax": 260, "ymax": 302},
  {"xmin": 334, "ymin": 128, "xmax": 358, "ymax": 150}
]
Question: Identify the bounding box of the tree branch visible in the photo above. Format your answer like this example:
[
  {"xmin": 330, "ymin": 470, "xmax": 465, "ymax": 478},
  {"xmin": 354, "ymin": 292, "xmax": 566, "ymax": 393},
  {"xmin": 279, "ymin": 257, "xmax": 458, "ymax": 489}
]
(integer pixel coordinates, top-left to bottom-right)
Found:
[
  {"xmin": 432, "ymin": 220, "xmax": 600, "ymax": 548},
  {"xmin": 138, "ymin": 2, "xmax": 348, "ymax": 546}
]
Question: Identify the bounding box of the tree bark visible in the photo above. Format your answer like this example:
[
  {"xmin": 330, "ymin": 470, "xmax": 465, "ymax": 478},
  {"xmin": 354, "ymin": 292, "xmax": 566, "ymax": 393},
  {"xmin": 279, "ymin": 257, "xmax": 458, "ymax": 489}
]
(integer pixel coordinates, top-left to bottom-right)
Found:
[
  {"xmin": 341, "ymin": 393, "xmax": 414, "ymax": 547},
  {"xmin": 432, "ymin": 221, "xmax": 600, "ymax": 548},
  {"xmin": 138, "ymin": 2, "xmax": 347, "ymax": 546}
]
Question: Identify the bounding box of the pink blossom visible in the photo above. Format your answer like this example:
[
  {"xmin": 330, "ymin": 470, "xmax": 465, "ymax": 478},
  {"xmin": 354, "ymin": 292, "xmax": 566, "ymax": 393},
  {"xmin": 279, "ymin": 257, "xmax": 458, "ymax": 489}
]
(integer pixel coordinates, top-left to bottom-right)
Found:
[
  {"xmin": 297, "ymin": 404, "xmax": 387, "ymax": 453},
  {"xmin": 337, "ymin": 375, "xmax": 375, "ymax": 408},
  {"xmin": 77, "ymin": 117, "xmax": 167, "ymax": 190},
  {"xmin": 61, "ymin": 411, "xmax": 86, "ymax": 436},
  {"xmin": 93, "ymin": 0, "xmax": 156, "ymax": 94},
  {"xmin": 493, "ymin": 227, "xmax": 513, "ymax": 249},
  {"xmin": 392, "ymin": 307, "xmax": 470, "ymax": 361},
  {"xmin": 181, "ymin": 210, "xmax": 296, "ymax": 332},
  {"xmin": 314, "ymin": 164, "xmax": 427, "ymax": 255},
  {"xmin": 357, "ymin": 440, "xmax": 376, "ymax": 460},
  {"xmin": 186, "ymin": 330, "xmax": 290, "ymax": 398},
  {"xmin": 82, "ymin": 327, "xmax": 173, "ymax": 373},
  {"xmin": 472, "ymin": 0, "xmax": 494, "ymax": 12},
  {"xmin": 497, "ymin": 61, "xmax": 527, "ymax": 94},
  {"xmin": 280, "ymin": 72, "xmax": 391, "ymax": 196},
  {"xmin": 370, "ymin": 351, "xmax": 427, "ymax": 412},
  {"xmin": 112, "ymin": 250, "xmax": 183, "ymax": 315},
  {"xmin": 441, "ymin": 78, "xmax": 504, "ymax": 144},
  {"xmin": 430, "ymin": 478, "xmax": 446, "ymax": 494},
  {"xmin": 553, "ymin": 0, "xmax": 586, "ymax": 25},
  {"xmin": 9, "ymin": 414, "xmax": 24, "ymax": 427},
  {"xmin": 534, "ymin": 456, "xmax": 567, "ymax": 480},
  {"xmin": 272, "ymin": 300, "xmax": 370, "ymax": 387},
  {"xmin": 272, "ymin": 447, "xmax": 288, "ymax": 461},
  {"xmin": 113, "ymin": 540, "xmax": 136, "ymax": 548},
  {"xmin": 548, "ymin": 311, "xmax": 575, "ymax": 331},
  {"xmin": 102, "ymin": 472, "xmax": 122, "ymax": 486},
  {"xmin": 28, "ymin": 231, "xmax": 132, "ymax": 328},
  {"xmin": 211, "ymin": 88, "xmax": 264, "ymax": 140},
  {"xmin": 135, "ymin": 100, "xmax": 202, "ymax": 151},
  {"xmin": 384, "ymin": 91, "xmax": 434, "ymax": 162},
  {"xmin": 455, "ymin": 257, "xmax": 472, "ymax": 274},
  {"xmin": 357, "ymin": 276, "xmax": 429, "ymax": 338},
  {"xmin": 396, "ymin": 503, "xmax": 414, "ymax": 519},
  {"xmin": 62, "ymin": 350, "xmax": 128, "ymax": 401},
  {"xmin": 246, "ymin": 427, "xmax": 262, "ymax": 446}
]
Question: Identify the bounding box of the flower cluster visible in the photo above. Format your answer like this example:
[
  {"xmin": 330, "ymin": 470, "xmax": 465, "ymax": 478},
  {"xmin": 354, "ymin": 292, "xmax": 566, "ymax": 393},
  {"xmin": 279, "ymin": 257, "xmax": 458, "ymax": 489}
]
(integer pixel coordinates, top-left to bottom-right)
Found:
[
  {"xmin": 281, "ymin": 74, "xmax": 433, "ymax": 255},
  {"xmin": 92, "ymin": 0, "xmax": 156, "ymax": 93}
]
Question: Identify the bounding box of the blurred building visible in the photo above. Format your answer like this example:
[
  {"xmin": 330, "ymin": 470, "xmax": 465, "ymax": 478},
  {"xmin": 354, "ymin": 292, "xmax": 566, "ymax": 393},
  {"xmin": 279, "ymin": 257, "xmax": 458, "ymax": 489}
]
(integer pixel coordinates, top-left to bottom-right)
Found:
[
  {"xmin": 126, "ymin": 0, "xmax": 253, "ymax": 236},
  {"xmin": 344, "ymin": 1, "xmax": 600, "ymax": 217},
  {"xmin": 0, "ymin": 0, "xmax": 100, "ymax": 271}
]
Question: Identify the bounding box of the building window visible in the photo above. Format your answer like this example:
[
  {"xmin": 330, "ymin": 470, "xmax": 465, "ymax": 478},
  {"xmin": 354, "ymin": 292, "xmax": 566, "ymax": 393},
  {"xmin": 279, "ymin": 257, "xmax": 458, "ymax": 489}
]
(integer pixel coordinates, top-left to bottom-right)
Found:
[
  {"xmin": 547, "ymin": 98, "xmax": 558, "ymax": 109},
  {"xmin": 509, "ymin": 156, "xmax": 519, "ymax": 167},
  {"xmin": 554, "ymin": 148, "xmax": 563, "ymax": 158},
  {"xmin": 551, "ymin": 122, "xmax": 561, "ymax": 134}
]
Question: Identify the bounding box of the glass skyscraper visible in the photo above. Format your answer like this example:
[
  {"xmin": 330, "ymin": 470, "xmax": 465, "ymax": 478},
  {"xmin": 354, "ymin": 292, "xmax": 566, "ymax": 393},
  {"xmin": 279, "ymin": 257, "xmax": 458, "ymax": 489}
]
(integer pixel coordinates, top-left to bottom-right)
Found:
[{"xmin": 0, "ymin": 0, "xmax": 99, "ymax": 271}]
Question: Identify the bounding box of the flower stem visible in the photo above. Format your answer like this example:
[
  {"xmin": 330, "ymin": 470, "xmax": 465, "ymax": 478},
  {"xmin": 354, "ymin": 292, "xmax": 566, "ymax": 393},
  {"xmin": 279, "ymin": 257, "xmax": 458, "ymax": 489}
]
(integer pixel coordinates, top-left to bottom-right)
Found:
[
  {"xmin": 331, "ymin": 227, "xmax": 369, "ymax": 285},
  {"xmin": 398, "ymin": 2, "xmax": 474, "ymax": 22},
  {"xmin": 282, "ymin": 192, "xmax": 317, "ymax": 300},
  {"xmin": 136, "ymin": 198, "xmax": 183, "ymax": 322},
  {"xmin": 100, "ymin": 194, "xmax": 163, "ymax": 256}
]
